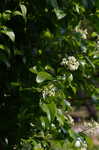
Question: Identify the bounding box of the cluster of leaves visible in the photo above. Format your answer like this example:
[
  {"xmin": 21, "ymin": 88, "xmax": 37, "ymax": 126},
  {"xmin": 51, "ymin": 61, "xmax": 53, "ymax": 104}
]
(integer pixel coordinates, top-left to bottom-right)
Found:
[{"xmin": 0, "ymin": 0, "xmax": 99, "ymax": 149}]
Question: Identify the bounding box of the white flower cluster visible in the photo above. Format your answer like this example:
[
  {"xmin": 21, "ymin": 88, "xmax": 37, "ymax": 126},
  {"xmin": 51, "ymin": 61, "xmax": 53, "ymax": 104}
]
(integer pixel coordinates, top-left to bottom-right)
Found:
[
  {"xmin": 61, "ymin": 56, "xmax": 79, "ymax": 71},
  {"xmin": 83, "ymin": 120, "xmax": 99, "ymax": 136},
  {"xmin": 75, "ymin": 137, "xmax": 87, "ymax": 150},
  {"xmin": 75, "ymin": 27, "xmax": 88, "ymax": 39},
  {"xmin": 42, "ymin": 84, "xmax": 56, "ymax": 99}
]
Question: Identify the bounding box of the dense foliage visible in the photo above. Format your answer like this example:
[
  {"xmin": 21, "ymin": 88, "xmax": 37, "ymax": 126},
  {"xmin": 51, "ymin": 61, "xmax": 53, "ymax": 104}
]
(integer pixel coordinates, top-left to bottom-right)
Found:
[{"xmin": 0, "ymin": 0, "xmax": 99, "ymax": 149}]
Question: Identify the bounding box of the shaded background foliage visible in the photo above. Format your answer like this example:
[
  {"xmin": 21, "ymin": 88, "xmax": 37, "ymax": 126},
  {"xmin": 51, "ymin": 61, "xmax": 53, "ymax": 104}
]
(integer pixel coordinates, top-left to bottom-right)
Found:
[{"xmin": 0, "ymin": 0, "xmax": 99, "ymax": 149}]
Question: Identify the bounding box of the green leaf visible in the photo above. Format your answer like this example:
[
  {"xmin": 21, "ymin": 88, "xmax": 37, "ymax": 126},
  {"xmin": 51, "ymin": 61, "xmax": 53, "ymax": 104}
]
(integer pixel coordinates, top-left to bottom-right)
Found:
[
  {"xmin": 43, "ymin": 30, "xmax": 53, "ymax": 39},
  {"xmin": 68, "ymin": 129, "xmax": 76, "ymax": 139},
  {"xmin": 1, "ymin": 29, "xmax": 15, "ymax": 42},
  {"xmin": 40, "ymin": 102, "xmax": 56, "ymax": 122},
  {"xmin": 47, "ymin": 102, "xmax": 57, "ymax": 121},
  {"xmin": 40, "ymin": 117, "xmax": 46, "ymax": 129},
  {"xmin": 20, "ymin": 4, "xmax": 27, "ymax": 20},
  {"xmin": 51, "ymin": 140, "xmax": 62, "ymax": 150},
  {"xmin": 0, "ymin": 53, "xmax": 7, "ymax": 61},
  {"xmin": 41, "ymin": 103, "xmax": 51, "ymax": 122},
  {"xmin": 85, "ymin": 56, "xmax": 95, "ymax": 70},
  {"xmin": 47, "ymin": 0, "xmax": 58, "ymax": 8},
  {"xmin": 91, "ymin": 32, "xmax": 97, "ymax": 37},
  {"xmin": 84, "ymin": 136, "xmax": 94, "ymax": 149},
  {"xmin": 70, "ymin": 85, "xmax": 77, "ymax": 94},
  {"xmin": 11, "ymin": 82, "xmax": 21, "ymax": 87},
  {"xmin": 0, "ymin": 44, "xmax": 5, "ymax": 50},
  {"xmin": 54, "ymin": 8, "xmax": 66, "ymax": 19},
  {"xmin": 96, "ymin": 0, "xmax": 99, "ymax": 9},
  {"xmin": 29, "ymin": 66, "xmax": 38, "ymax": 74},
  {"xmin": 0, "ymin": 11, "xmax": 11, "ymax": 22},
  {"xmin": 0, "ymin": 44, "xmax": 10, "ymax": 55},
  {"xmin": 34, "ymin": 144, "xmax": 44, "ymax": 150},
  {"xmin": 5, "ymin": 10, "xmax": 12, "ymax": 14},
  {"xmin": 68, "ymin": 74, "xmax": 73, "ymax": 83},
  {"xmin": 36, "ymin": 72, "xmax": 53, "ymax": 83},
  {"xmin": 56, "ymin": 109, "xmax": 65, "ymax": 125},
  {"xmin": 40, "ymin": 116, "xmax": 49, "ymax": 129},
  {"xmin": 13, "ymin": 11, "xmax": 22, "ymax": 16},
  {"xmin": 75, "ymin": 3, "xmax": 80, "ymax": 13},
  {"xmin": 14, "ymin": 49, "xmax": 23, "ymax": 55},
  {"xmin": 6, "ymin": 31, "xmax": 15, "ymax": 42}
]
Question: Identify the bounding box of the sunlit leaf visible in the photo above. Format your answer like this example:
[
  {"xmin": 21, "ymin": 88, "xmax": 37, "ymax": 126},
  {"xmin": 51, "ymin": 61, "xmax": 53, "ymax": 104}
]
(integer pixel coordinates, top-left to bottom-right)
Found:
[
  {"xmin": 48, "ymin": 102, "xmax": 57, "ymax": 121},
  {"xmin": 1, "ymin": 28, "xmax": 15, "ymax": 42},
  {"xmin": 20, "ymin": 4, "xmax": 27, "ymax": 20},
  {"xmin": 13, "ymin": 11, "xmax": 22, "ymax": 16},
  {"xmin": 36, "ymin": 72, "xmax": 53, "ymax": 83}
]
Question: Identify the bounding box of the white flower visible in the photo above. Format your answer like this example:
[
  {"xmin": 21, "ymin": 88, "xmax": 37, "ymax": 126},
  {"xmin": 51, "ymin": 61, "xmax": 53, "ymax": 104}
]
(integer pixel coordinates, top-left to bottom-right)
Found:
[
  {"xmin": 42, "ymin": 89, "xmax": 48, "ymax": 99},
  {"xmin": 75, "ymin": 137, "xmax": 87, "ymax": 150},
  {"xmin": 77, "ymin": 137, "xmax": 82, "ymax": 142},
  {"xmin": 61, "ymin": 58, "xmax": 67, "ymax": 65},
  {"xmin": 61, "ymin": 56, "xmax": 79, "ymax": 71},
  {"xmin": 68, "ymin": 56, "xmax": 76, "ymax": 62},
  {"xmin": 66, "ymin": 56, "xmax": 79, "ymax": 71},
  {"xmin": 75, "ymin": 140, "xmax": 81, "ymax": 148}
]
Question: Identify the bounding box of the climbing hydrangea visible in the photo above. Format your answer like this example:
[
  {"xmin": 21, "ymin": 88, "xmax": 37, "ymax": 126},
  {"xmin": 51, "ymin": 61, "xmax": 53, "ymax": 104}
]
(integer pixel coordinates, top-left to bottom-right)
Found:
[
  {"xmin": 42, "ymin": 84, "xmax": 57, "ymax": 99},
  {"xmin": 75, "ymin": 137, "xmax": 87, "ymax": 150},
  {"xmin": 61, "ymin": 56, "xmax": 79, "ymax": 71}
]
